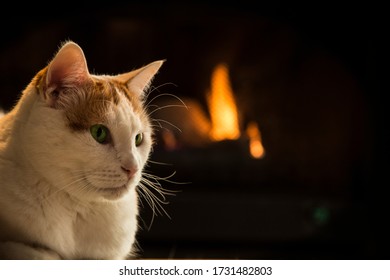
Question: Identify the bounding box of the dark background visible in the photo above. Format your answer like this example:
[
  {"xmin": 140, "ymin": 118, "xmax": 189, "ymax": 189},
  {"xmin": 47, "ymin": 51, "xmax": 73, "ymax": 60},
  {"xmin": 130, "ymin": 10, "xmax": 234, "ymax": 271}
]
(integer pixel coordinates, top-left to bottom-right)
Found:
[{"xmin": 1, "ymin": 2, "xmax": 386, "ymax": 259}]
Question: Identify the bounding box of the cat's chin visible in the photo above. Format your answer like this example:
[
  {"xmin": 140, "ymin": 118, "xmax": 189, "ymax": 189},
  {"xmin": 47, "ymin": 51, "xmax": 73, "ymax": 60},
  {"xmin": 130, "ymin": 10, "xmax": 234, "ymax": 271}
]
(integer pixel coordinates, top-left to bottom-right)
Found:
[{"xmin": 94, "ymin": 184, "xmax": 131, "ymax": 200}]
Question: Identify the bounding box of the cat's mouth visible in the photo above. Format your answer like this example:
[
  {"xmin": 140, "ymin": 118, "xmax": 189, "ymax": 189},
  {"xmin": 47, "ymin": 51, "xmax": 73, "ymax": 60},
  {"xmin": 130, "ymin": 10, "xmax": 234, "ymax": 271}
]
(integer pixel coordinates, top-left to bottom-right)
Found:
[
  {"xmin": 95, "ymin": 184, "xmax": 130, "ymax": 197},
  {"xmin": 81, "ymin": 176, "xmax": 131, "ymax": 199}
]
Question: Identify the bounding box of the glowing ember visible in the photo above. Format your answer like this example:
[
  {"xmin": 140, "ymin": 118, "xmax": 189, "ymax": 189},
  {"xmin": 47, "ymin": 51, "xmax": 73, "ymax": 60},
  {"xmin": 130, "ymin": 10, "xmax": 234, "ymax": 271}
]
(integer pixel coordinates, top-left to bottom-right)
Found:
[
  {"xmin": 207, "ymin": 63, "xmax": 240, "ymax": 141},
  {"xmin": 246, "ymin": 121, "xmax": 265, "ymax": 159}
]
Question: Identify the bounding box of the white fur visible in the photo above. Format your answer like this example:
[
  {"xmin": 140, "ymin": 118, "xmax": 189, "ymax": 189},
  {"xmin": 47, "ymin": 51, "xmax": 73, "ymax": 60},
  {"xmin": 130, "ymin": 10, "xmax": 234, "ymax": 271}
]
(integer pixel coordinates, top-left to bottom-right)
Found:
[{"xmin": 0, "ymin": 43, "xmax": 162, "ymax": 259}]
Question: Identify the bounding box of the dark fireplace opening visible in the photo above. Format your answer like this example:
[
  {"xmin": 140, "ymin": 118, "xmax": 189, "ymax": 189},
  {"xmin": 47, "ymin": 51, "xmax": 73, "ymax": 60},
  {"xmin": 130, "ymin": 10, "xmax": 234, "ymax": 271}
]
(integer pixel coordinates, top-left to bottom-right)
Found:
[
  {"xmin": 135, "ymin": 6, "xmax": 379, "ymax": 259},
  {"xmin": 0, "ymin": 2, "xmax": 385, "ymax": 259}
]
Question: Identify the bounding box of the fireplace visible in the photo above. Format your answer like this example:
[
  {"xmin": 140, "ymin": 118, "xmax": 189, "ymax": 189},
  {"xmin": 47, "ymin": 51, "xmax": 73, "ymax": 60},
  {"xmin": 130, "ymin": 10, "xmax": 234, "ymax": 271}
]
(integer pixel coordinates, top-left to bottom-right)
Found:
[
  {"xmin": 0, "ymin": 2, "xmax": 384, "ymax": 259},
  {"xmin": 135, "ymin": 9, "xmax": 377, "ymax": 259}
]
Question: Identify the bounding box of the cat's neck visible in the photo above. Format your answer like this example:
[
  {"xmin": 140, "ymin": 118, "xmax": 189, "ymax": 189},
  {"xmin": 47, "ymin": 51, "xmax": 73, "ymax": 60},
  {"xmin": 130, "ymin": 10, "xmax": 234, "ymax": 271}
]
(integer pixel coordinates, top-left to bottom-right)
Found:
[
  {"xmin": 1, "ymin": 85, "xmax": 63, "ymax": 196},
  {"xmin": 1, "ymin": 84, "xmax": 40, "ymax": 159}
]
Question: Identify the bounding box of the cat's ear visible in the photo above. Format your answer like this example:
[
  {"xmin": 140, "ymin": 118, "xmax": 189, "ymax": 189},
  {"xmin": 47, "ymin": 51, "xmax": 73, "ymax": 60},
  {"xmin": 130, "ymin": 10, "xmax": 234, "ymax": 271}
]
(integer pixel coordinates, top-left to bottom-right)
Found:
[
  {"xmin": 116, "ymin": 60, "xmax": 165, "ymax": 99},
  {"xmin": 44, "ymin": 41, "xmax": 90, "ymax": 106}
]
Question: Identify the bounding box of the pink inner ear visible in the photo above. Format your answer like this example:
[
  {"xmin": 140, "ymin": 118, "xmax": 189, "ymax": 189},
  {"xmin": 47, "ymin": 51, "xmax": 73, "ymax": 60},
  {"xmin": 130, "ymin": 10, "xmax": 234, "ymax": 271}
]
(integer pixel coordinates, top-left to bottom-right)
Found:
[
  {"xmin": 46, "ymin": 42, "xmax": 90, "ymax": 89},
  {"xmin": 125, "ymin": 60, "xmax": 164, "ymax": 97}
]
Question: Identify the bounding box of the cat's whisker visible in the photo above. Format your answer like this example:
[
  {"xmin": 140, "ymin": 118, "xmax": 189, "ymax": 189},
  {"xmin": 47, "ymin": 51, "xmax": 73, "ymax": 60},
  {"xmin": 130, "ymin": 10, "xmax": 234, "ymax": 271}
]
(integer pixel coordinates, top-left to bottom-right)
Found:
[
  {"xmin": 37, "ymin": 168, "xmax": 107, "ymax": 202},
  {"xmin": 149, "ymin": 82, "xmax": 178, "ymax": 92},
  {"xmin": 138, "ymin": 182, "xmax": 171, "ymax": 219},
  {"xmin": 39, "ymin": 175, "xmax": 88, "ymax": 202},
  {"xmin": 146, "ymin": 104, "xmax": 159, "ymax": 110},
  {"xmin": 144, "ymin": 82, "xmax": 178, "ymax": 101},
  {"xmin": 140, "ymin": 176, "xmax": 168, "ymax": 201},
  {"xmin": 137, "ymin": 169, "xmax": 179, "ymax": 223},
  {"xmin": 151, "ymin": 119, "xmax": 164, "ymax": 129},
  {"xmin": 136, "ymin": 167, "xmax": 188, "ymax": 230},
  {"xmin": 138, "ymin": 183, "xmax": 157, "ymax": 211},
  {"xmin": 143, "ymin": 171, "xmax": 190, "ymax": 186},
  {"xmin": 68, "ymin": 181, "xmax": 96, "ymax": 209},
  {"xmin": 137, "ymin": 185, "xmax": 157, "ymax": 230},
  {"xmin": 147, "ymin": 104, "xmax": 188, "ymax": 117},
  {"xmin": 147, "ymin": 160, "xmax": 173, "ymax": 166},
  {"xmin": 145, "ymin": 92, "xmax": 185, "ymax": 109},
  {"xmin": 138, "ymin": 184, "xmax": 162, "ymax": 219},
  {"xmin": 140, "ymin": 178, "xmax": 166, "ymax": 201},
  {"xmin": 151, "ymin": 118, "xmax": 182, "ymax": 132}
]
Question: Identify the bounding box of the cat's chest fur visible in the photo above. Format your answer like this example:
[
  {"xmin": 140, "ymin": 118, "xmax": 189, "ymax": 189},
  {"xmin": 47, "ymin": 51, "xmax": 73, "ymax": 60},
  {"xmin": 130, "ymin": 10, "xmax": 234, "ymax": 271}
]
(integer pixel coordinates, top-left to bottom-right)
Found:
[
  {"xmin": 47, "ymin": 193, "xmax": 138, "ymax": 259},
  {"xmin": 1, "ymin": 175, "xmax": 138, "ymax": 259},
  {"xmin": 57, "ymin": 194, "xmax": 138, "ymax": 259}
]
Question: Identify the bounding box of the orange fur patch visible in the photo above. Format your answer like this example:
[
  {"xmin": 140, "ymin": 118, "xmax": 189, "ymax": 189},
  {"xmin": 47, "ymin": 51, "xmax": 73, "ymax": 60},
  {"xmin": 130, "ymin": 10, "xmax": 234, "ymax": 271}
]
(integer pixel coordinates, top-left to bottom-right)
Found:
[{"xmin": 32, "ymin": 71, "xmax": 148, "ymax": 132}]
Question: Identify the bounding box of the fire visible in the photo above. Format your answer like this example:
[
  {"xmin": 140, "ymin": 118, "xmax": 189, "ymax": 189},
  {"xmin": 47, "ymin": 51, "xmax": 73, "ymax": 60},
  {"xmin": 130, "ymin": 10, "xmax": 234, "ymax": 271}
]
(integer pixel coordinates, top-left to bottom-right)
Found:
[
  {"xmin": 246, "ymin": 121, "xmax": 265, "ymax": 159},
  {"xmin": 184, "ymin": 62, "xmax": 265, "ymax": 159},
  {"xmin": 207, "ymin": 63, "xmax": 240, "ymax": 141}
]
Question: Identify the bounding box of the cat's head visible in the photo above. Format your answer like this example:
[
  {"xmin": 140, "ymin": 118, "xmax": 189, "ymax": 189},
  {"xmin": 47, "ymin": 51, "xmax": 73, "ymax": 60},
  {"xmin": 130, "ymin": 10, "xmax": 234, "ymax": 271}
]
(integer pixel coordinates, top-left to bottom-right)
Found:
[{"xmin": 21, "ymin": 41, "xmax": 163, "ymax": 201}]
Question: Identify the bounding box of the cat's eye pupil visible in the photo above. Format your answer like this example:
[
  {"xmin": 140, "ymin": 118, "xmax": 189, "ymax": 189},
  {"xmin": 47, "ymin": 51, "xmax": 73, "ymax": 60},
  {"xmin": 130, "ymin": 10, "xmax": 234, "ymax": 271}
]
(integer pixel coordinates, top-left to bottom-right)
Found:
[
  {"xmin": 135, "ymin": 133, "xmax": 143, "ymax": 147},
  {"xmin": 97, "ymin": 127, "xmax": 102, "ymax": 137},
  {"xmin": 90, "ymin": 124, "xmax": 109, "ymax": 144}
]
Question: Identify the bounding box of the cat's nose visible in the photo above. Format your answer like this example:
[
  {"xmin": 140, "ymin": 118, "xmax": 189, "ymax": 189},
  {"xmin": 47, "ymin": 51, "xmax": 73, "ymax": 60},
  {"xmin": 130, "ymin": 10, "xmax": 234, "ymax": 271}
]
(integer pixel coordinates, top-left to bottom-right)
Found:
[{"xmin": 121, "ymin": 165, "xmax": 139, "ymax": 179}]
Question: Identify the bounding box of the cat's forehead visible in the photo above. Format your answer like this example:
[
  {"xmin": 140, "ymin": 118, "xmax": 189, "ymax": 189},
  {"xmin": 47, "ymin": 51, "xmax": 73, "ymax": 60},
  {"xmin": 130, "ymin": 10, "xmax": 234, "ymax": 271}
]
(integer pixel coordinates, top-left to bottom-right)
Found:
[
  {"xmin": 64, "ymin": 76, "xmax": 146, "ymax": 131},
  {"xmin": 92, "ymin": 76, "xmax": 143, "ymax": 109}
]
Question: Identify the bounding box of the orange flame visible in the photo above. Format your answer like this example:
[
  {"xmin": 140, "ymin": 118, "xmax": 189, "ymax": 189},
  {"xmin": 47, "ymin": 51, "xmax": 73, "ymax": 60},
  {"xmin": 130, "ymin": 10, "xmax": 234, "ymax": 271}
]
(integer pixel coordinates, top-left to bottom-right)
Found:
[
  {"xmin": 246, "ymin": 121, "xmax": 265, "ymax": 159},
  {"xmin": 207, "ymin": 63, "xmax": 240, "ymax": 141}
]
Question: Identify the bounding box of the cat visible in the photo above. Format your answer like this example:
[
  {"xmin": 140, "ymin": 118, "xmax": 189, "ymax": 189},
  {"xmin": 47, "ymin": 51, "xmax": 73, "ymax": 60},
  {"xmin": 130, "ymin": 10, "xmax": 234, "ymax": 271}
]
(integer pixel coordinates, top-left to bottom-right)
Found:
[{"xmin": 0, "ymin": 41, "xmax": 164, "ymax": 259}]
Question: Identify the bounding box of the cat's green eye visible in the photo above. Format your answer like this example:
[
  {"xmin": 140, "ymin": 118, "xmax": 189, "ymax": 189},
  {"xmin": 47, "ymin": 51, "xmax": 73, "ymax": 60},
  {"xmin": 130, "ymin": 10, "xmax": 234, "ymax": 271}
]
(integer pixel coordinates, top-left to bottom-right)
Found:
[
  {"xmin": 135, "ymin": 133, "xmax": 143, "ymax": 147},
  {"xmin": 90, "ymin": 124, "xmax": 110, "ymax": 144}
]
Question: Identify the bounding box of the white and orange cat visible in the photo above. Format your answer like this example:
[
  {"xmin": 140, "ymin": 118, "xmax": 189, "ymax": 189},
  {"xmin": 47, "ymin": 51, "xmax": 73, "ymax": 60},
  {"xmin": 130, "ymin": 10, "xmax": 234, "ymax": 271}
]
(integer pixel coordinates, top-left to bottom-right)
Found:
[{"xmin": 0, "ymin": 41, "xmax": 164, "ymax": 259}]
